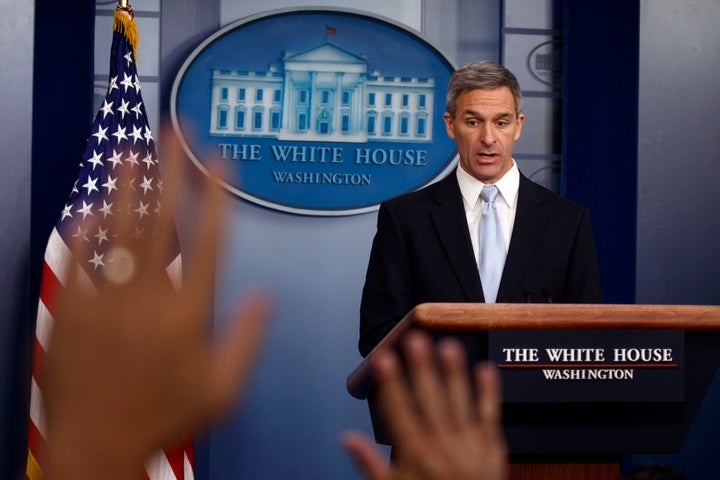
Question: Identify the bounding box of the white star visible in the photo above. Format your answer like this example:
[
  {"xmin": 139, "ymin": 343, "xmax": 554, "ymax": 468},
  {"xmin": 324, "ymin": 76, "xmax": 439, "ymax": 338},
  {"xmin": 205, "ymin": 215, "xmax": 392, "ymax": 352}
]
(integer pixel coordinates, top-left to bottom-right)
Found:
[
  {"xmin": 77, "ymin": 201, "xmax": 94, "ymax": 219},
  {"xmin": 125, "ymin": 150, "xmax": 140, "ymax": 168},
  {"xmin": 132, "ymin": 226, "xmax": 145, "ymax": 239},
  {"xmin": 140, "ymin": 176, "xmax": 154, "ymax": 195},
  {"xmin": 61, "ymin": 204, "xmax": 73, "ymax": 221},
  {"xmin": 112, "ymin": 125, "xmax": 128, "ymax": 142},
  {"xmin": 107, "ymin": 149, "xmax": 123, "ymax": 169},
  {"xmin": 89, "ymin": 251, "xmax": 105, "ymax": 270},
  {"xmin": 131, "ymin": 101, "xmax": 143, "ymax": 118},
  {"xmin": 102, "ymin": 175, "xmax": 118, "ymax": 194},
  {"xmin": 120, "ymin": 72, "xmax": 135, "ymax": 92},
  {"xmin": 123, "ymin": 51, "xmax": 133, "ymax": 66},
  {"xmin": 108, "ymin": 75, "xmax": 118, "ymax": 92},
  {"xmin": 144, "ymin": 126, "xmax": 154, "ymax": 145},
  {"xmin": 91, "ymin": 124, "xmax": 109, "ymax": 144},
  {"xmin": 157, "ymin": 179, "xmax": 164, "ymax": 194},
  {"xmin": 71, "ymin": 180, "xmax": 80, "ymax": 195},
  {"xmin": 72, "ymin": 226, "xmax": 89, "ymax": 243},
  {"xmin": 99, "ymin": 200, "xmax": 114, "ymax": 218},
  {"xmin": 154, "ymin": 200, "xmax": 162, "ymax": 215},
  {"xmin": 94, "ymin": 227, "xmax": 109, "ymax": 246},
  {"xmin": 100, "ymin": 99, "xmax": 114, "ymax": 119},
  {"xmin": 135, "ymin": 201, "xmax": 149, "ymax": 218},
  {"xmin": 87, "ymin": 150, "xmax": 104, "ymax": 170},
  {"xmin": 82, "ymin": 175, "xmax": 99, "ymax": 195},
  {"xmin": 117, "ymin": 99, "xmax": 130, "ymax": 119},
  {"xmin": 129, "ymin": 125, "xmax": 144, "ymax": 144},
  {"xmin": 133, "ymin": 75, "xmax": 142, "ymax": 93},
  {"xmin": 141, "ymin": 153, "xmax": 155, "ymax": 169}
]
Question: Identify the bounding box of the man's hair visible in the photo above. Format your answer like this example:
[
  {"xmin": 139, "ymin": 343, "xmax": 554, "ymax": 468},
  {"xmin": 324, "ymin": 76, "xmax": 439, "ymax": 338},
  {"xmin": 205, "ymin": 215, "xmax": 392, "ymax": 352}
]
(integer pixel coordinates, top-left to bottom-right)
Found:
[{"xmin": 445, "ymin": 61, "xmax": 523, "ymax": 117}]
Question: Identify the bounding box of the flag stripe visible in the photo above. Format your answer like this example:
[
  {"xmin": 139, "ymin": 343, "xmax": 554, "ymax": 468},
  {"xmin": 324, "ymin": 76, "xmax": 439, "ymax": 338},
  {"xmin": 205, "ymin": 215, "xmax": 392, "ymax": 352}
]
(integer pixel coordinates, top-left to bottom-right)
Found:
[
  {"xmin": 44, "ymin": 227, "xmax": 73, "ymax": 286},
  {"xmin": 165, "ymin": 445, "xmax": 187, "ymax": 480},
  {"xmin": 184, "ymin": 450, "xmax": 195, "ymax": 480},
  {"xmin": 167, "ymin": 252, "xmax": 182, "ymax": 289},
  {"xmin": 28, "ymin": 377, "xmax": 46, "ymax": 439},
  {"xmin": 35, "ymin": 298, "xmax": 54, "ymax": 353},
  {"xmin": 31, "ymin": 337, "xmax": 46, "ymax": 390},
  {"xmin": 145, "ymin": 449, "xmax": 175, "ymax": 480}
]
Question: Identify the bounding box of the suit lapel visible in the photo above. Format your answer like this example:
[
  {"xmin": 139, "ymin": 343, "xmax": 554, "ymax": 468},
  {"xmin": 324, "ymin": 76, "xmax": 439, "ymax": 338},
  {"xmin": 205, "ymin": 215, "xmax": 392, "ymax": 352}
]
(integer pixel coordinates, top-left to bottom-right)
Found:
[
  {"xmin": 429, "ymin": 175, "xmax": 485, "ymax": 302},
  {"xmin": 497, "ymin": 174, "xmax": 549, "ymax": 301}
]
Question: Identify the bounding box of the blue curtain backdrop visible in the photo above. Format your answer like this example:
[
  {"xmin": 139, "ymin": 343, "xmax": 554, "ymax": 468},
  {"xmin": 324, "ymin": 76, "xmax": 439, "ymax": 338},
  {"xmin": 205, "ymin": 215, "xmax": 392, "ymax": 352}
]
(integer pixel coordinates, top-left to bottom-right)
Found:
[{"xmin": 563, "ymin": 0, "xmax": 638, "ymax": 305}]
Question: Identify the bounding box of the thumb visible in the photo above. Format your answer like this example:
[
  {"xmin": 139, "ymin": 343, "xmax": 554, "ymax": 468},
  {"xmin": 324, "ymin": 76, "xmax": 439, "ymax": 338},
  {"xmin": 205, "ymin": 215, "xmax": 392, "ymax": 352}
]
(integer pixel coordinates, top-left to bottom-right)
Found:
[{"xmin": 341, "ymin": 431, "xmax": 391, "ymax": 480}]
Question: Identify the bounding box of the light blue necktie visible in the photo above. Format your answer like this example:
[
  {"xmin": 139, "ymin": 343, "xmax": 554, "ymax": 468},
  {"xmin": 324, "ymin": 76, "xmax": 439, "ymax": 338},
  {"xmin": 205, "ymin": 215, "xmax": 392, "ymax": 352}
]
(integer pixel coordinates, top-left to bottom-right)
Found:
[{"xmin": 479, "ymin": 185, "xmax": 506, "ymax": 303}]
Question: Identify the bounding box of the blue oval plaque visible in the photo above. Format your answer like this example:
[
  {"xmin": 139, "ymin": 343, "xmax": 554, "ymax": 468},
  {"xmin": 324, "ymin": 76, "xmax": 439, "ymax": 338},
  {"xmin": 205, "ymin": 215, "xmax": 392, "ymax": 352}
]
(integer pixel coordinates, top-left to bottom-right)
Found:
[{"xmin": 171, "ymin": 8, "xmax": 457, "ymax": 216}]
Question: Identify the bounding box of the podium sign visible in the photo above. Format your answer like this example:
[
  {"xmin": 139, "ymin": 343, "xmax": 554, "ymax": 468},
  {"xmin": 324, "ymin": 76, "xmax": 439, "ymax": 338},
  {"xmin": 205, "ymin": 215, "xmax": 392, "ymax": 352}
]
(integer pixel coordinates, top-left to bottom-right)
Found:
[
  {"xmin": 489, "ymin": 329, "xmax": 684, "ymax": 402},
  {"xmin": 347, "ymin": 303, "xmax": 720, "ymax": 456}
]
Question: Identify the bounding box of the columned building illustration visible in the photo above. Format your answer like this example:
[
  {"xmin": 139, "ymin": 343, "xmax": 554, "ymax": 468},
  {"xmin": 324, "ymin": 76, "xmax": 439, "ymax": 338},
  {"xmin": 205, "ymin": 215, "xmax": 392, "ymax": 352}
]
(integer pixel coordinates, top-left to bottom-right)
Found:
[{"xmin": 209, "ymin": 42, "xmax": 434, "ymax": 143}]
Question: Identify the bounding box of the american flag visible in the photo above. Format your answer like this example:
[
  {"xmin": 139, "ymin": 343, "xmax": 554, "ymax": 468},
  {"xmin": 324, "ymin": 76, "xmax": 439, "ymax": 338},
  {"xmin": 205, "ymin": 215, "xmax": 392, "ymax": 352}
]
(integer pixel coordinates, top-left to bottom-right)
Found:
[{"xmin": 26, "ymin": 8, "xmax": 193, "ymax": 480}]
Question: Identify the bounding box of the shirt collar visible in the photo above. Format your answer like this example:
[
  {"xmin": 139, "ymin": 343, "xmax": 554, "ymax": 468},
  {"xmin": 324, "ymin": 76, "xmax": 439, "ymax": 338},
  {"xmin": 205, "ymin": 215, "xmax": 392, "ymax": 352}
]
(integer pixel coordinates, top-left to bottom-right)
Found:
[{"xmin": 456, "ymin": 161, "xmax": 520, "ymax": 209}]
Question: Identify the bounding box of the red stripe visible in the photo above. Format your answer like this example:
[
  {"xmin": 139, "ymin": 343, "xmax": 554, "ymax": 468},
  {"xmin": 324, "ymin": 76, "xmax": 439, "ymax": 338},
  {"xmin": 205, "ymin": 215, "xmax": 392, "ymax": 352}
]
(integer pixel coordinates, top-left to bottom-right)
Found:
[
  {"xmin": 26, "ymin": 259, "xmax": 65, "ymax": 474},
  {"xmin": 39, "ymin": 260, "xmax": 62, "ymax": 312},
  {"xmin": 27, "ymin": 417, "xmax": 46, "ymax": 466},
  {"xmin": 164, "ymin": 443, "xmax": 186, "ymax": 479},
  {"xmin": 32, "ymin": 261, "xmax": 63, "ymax": 393}
]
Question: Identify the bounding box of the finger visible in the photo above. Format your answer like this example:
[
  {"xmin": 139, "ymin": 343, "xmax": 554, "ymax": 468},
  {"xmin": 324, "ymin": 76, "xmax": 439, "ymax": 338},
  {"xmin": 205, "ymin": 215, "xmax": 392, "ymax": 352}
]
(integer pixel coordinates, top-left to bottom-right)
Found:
[
  {"xmin": 475, "ymin": 362, "xmax": 503, "ymax": 440},
  {"xmin": 402, "ymin": 331, "xmax": 448, "ymax": 432},
  {"xmin": 372, "ymin": 348, "xmax": 421, "ymax": 445},
  {"xmin": 145, "ymin": 124, "xmax": 184, "ymax": 275},
  {"xmin": 206, "ymin": 292, "xmax": 271, "ymax": 417},
  {"xmin": 182, "ymin": 162, "xmax": 226, "ymax": 324},
  {"xmin": 437, "ymin": 338, "xmax": 472, "ymax": 426},
  {"xmin": 340, "ymin": 431, "xmax": 390, "ymax": 480}
]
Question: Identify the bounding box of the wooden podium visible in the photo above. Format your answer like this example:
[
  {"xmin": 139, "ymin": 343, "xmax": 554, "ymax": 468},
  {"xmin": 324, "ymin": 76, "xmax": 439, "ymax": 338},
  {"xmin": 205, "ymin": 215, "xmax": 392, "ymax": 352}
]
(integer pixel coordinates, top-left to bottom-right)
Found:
[{"xmin": 346, "ymin": 303, "xmax": 720, "ymax": 480}]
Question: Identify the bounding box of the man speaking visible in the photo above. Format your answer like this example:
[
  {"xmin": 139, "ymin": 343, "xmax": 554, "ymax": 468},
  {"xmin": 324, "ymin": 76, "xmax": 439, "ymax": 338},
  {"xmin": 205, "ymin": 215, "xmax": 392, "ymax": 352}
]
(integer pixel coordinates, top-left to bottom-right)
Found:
[{"xmin": 359, "ymin": 61, "xmax": 601, "ymax": 358}]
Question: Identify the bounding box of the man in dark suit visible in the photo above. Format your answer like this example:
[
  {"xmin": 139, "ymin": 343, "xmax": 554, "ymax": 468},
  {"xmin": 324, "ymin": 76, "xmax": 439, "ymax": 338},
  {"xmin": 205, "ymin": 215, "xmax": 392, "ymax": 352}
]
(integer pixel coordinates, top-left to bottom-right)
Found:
[{"xmin": 359, "ymin": 61, "xmax": 601, "ymax": 358}]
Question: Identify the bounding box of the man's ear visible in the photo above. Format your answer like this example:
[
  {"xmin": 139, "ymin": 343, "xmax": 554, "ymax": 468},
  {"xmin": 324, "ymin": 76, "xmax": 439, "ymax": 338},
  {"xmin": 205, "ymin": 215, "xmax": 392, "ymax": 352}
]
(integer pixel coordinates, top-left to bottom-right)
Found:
[
  {"xmin": 443, "ymin": 112, "xmax": 456, "ymax": 139},
  {"xmin": 514, "ymin": 112, "xmax": 525, "ymax": 141}
]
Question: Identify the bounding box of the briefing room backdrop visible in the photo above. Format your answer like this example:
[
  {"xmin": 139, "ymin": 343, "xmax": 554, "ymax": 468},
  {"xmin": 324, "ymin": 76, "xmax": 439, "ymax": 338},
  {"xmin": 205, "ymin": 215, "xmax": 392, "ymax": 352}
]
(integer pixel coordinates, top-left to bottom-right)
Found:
[{"xmin": 2, "ymin": 0, "xmax": 719, "ymax": 479}]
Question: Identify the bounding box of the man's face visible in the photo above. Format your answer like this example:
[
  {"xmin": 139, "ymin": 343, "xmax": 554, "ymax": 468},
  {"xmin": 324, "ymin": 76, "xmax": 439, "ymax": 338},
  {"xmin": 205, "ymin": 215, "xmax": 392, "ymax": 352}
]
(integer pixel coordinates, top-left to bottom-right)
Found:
[{"xmin": 443, "ymin": 86, "xmax": 525, "ymax": 184}]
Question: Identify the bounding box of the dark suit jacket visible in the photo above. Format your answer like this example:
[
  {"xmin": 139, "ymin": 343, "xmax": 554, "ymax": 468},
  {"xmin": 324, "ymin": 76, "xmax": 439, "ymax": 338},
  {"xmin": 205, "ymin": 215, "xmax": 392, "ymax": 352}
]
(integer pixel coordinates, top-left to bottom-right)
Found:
[{"xmin": 358, "ymin": 170, "xmax": 601, "ymax": 357}]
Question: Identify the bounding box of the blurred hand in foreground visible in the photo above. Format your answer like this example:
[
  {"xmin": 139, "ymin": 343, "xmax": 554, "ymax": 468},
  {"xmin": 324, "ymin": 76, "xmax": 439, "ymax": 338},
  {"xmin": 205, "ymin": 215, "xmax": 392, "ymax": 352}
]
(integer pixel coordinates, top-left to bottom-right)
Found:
[
  {"xmin": 43, "ymin": 129, "xmax": 271, "ymax": 480},
  {"xmin": 342, "ymin": 332, "xmax": 508, "ymax": 480}
]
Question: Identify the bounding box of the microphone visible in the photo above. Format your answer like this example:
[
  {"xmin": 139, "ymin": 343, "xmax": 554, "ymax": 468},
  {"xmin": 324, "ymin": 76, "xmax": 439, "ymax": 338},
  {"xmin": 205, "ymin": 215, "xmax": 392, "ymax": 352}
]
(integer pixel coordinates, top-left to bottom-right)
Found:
[
  {"xmin": 541, "ymin": 287, "xmax": 553, "ymax": 303},
  {"xmin": 521, "ymin": 286, "xmax": 532, "ymax": 303}
]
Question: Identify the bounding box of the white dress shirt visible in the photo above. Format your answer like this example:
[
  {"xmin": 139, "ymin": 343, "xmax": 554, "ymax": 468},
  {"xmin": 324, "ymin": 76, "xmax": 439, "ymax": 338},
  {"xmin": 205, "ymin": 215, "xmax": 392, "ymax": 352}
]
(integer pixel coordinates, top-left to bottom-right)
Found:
[{"xmin": 456, "ymin": 162, "xmax": 520, "ymax": 267}]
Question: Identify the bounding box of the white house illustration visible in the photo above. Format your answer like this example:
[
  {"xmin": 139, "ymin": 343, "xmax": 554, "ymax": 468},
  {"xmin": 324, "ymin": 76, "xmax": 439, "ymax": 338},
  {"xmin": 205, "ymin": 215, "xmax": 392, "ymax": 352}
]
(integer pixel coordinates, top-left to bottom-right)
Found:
[{"xmin": 209, "ymin": 42, "xmax": 434, "ymax": 143}]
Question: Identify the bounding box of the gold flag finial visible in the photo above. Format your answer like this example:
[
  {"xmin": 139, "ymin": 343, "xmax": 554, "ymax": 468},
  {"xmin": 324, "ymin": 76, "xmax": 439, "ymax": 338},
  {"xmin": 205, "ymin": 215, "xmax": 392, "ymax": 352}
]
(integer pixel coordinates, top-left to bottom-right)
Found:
[
  {"xmin": 117, "ymin": 1, "xmax": 133, "ymax": 20},
  {"xmin": 114, "ymin": 1, "xmax": 138, "ymax": 63}
]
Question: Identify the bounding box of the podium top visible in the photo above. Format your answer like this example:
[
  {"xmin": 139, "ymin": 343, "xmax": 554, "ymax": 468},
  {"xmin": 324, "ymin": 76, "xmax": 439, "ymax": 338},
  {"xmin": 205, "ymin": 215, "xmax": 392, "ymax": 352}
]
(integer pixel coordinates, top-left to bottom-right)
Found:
[{"xmin": 347, "ymin": 303, "xmax": 720, "ymax": 399}]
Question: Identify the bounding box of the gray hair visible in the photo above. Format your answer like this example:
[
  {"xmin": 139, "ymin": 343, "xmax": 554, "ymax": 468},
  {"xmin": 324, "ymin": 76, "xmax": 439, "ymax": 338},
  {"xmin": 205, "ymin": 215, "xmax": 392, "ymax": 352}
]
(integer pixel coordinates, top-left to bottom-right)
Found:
[{"xmin": 445, "ymin": 61, "xmax": 523, "ymax": 117}]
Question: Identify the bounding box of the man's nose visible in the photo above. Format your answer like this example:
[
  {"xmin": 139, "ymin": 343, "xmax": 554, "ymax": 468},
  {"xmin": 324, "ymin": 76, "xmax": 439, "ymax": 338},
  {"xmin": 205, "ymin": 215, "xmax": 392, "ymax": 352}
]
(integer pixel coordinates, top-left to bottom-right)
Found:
[{"xmin": 479, "ymin": 124, "xmax": 496, "ymax": 145}]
